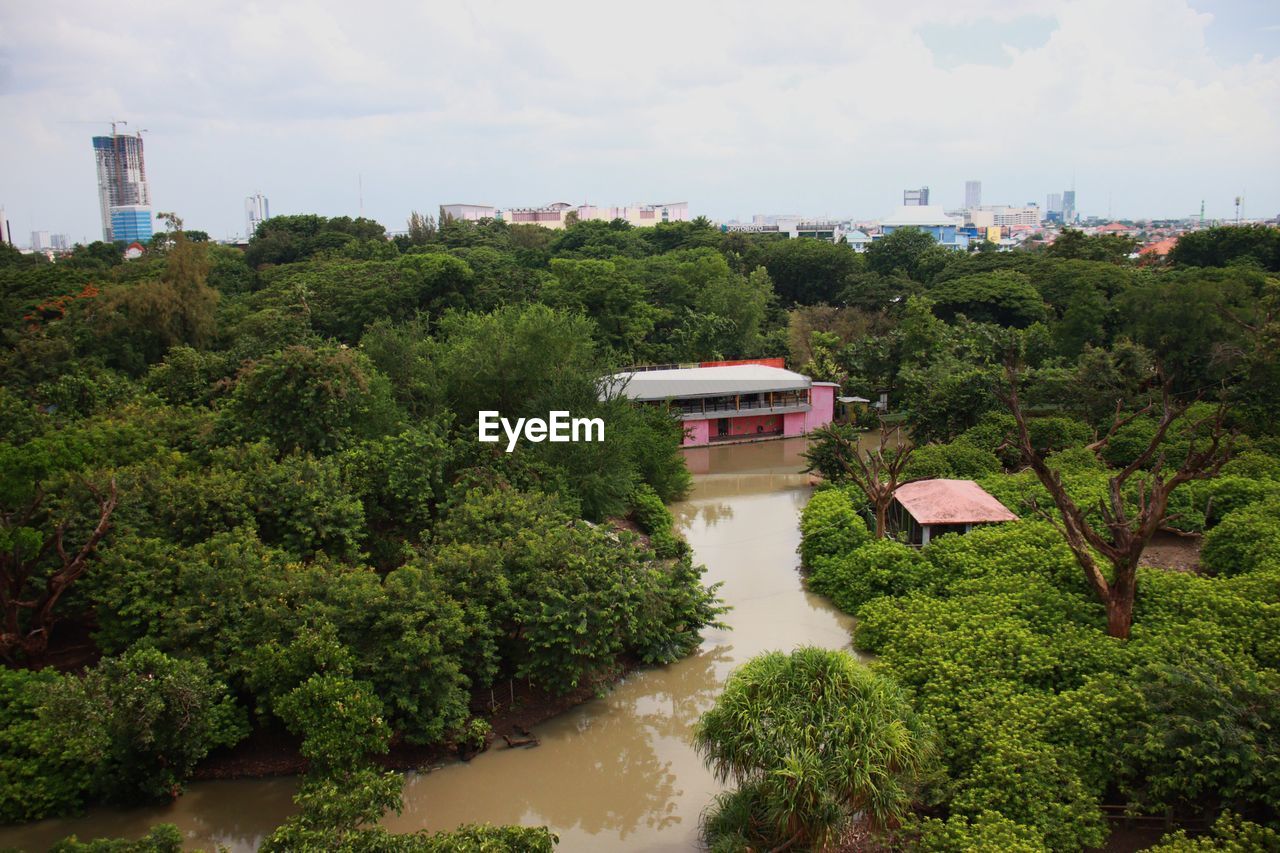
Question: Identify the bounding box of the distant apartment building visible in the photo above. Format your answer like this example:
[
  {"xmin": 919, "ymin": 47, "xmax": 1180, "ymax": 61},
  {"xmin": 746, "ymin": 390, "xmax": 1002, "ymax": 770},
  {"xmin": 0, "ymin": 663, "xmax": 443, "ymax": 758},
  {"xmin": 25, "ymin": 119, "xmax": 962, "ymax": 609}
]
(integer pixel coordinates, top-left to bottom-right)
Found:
[
  {"xmin": 721, "ymin": 217, "xmax": 854, "ymax": 245},
  {"xmin": 245, "ymin": 193, "xmax": 270, "ymax": 238},
  {"xmin": 965, "ymin": 180, "xmax": 981, "ymax": 209},
  {"xmin": 440, "ymin": 203, "xmax": 497, "ymax": 222},
  {"xmin": 878, "ymin": 205, "xmax": 969, "ymax": 250},
  {"xmin": 904, "ymin": 187, "xmax": 930, "ymax": 206},
  {"xmin": 441, "ymin": 201, "xmax": 688, "ymax": 229},
  {"xmin": 969, "ymin": 204, "xmax": 1042, "ymax": 229},
  {"xmin": 844, "ymin": 230, "xmax": 872, "ymax": 251},
  {"xmin": 51, "ymin": 234, "xmax": 70, "ymax": 251},
  {"xmin": 1062, "ymin": 190, "xmax": 1077, "ymax": 224},
  {"xmin": 30, "ymin": 231, "xmax": 51, "ymax": 251},
  {"xmin": 1046, "ymin": 193, "xmax": 1063, "ymax": 215},
  {"xmin": 92, "ymin": 129, "xmax": 151, "ymax": 243},
  {"xmin": 503, "ymin": 201, "xmax": 689, "ymax": 229}
]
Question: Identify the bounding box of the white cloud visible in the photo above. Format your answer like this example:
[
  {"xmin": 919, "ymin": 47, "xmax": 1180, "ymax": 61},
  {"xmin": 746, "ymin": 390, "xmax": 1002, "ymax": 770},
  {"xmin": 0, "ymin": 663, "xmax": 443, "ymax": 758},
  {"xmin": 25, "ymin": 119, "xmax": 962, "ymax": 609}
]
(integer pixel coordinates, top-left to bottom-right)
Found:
[{"xmin": 0, "ymin": 0, "xmax": 1275, "ymax": 241}]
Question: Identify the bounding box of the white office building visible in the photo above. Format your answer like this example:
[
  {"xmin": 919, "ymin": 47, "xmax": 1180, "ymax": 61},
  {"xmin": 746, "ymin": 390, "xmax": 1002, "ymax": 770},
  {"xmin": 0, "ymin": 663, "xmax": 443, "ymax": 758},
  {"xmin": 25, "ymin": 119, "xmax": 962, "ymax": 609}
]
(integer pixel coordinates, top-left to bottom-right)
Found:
[
  {"xmin": 965, "ymin": 180, "xmax": 982, "ymax": 209},
  {"xmin": 245, "ymin": 193, "xmax": 270, "ymax": 239}
]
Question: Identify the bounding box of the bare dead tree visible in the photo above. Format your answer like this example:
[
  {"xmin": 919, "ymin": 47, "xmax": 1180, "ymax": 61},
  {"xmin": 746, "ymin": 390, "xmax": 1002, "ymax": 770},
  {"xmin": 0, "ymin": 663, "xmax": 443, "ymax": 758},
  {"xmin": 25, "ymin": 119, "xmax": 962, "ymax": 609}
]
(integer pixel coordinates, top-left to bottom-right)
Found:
[
  {"xmin": 1004, "ymin": 366, "xmax": 1231, "ymax": 639},
  {"xmin": 1, "ymin": 478, "xmax": 118, "ymax": 662},
  {"xmin": 803, "ymin": 420, "xmax": 917, "ymax": 538}
]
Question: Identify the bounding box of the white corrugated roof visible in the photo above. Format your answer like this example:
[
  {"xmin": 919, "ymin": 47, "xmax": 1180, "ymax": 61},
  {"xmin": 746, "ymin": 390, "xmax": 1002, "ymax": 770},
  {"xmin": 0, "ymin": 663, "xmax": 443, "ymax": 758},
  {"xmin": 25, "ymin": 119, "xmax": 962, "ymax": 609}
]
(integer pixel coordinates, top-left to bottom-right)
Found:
[
  {"xmin": 880, "ymin": 205, "xmax": 962, "ymax": 227},
  {"xmin": 608, "ymin": 365, "xmax": 812, "ymax": 401}
]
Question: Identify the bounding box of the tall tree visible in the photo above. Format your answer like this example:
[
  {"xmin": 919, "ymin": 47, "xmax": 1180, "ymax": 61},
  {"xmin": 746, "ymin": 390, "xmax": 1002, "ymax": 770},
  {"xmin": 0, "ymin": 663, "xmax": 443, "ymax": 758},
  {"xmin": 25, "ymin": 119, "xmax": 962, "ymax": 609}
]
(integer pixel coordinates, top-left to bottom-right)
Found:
[
  {"xmin": 406, "ymin": 209, "xmax": 437, "ymax": 245},
  {"xmin": 1, "ymin": 477, "xmax": 118, "ymax": 662},
  {"xmin": 1003, "ymin": 366, "xmax": 1232, "ymax": 638},
  {"xmin": 803, "ymin": 420, "xmax": 915, "ymax": 538}
]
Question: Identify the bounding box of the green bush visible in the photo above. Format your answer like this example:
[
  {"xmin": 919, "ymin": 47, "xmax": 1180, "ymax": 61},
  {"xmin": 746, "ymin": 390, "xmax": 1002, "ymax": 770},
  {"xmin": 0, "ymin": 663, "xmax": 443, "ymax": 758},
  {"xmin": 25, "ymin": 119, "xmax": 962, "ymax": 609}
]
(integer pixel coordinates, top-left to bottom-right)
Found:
[
  {"xmin": 1134, "ymin": 566, "xmax": 1280, "ymax": 671},
  {"xmin": 429, "ymin": 487, "xmax": 721, "ymax": 693},
  {"xmin": 914, "ymin": 811, "xmax": 1046, "ymax": 852},
  {"xmin": 246, "ymin": 451, "xmax": 366, "ymax": 560},
  {"xmin": 905, "ymin": 441, "xmax": 1001, "ymax": 480},
  {"xmin": 1116, "ymin": 648, "xmax": 1280, "ymax": 817},
  {"xmin": 1148, "ymin": 812, "xmax": 1280, "ymax": 851},
  {"xmin": 693, "ymin": 648, "xmax": 933, "ymax": 849},
  {"xmin": 1026, "ymin": 416, "xmax": 1092, "ymax": 455},
  {"xmin": 630, "ymin": 483, "xmax": 684, "ymax": 558},
  {"xmin": 922, "ymin": 520, "xmax": 1086, "ymax": 595},
  {"xmin": 223, "ymin": 343, "xmax": 399, "ymax": 455},
  {"xmin": 1200, "ymin": 498, "xmax": 1280, "ymax": 576},
  {"xmin": 37, "ymin": 647, "xmax": 248, "ymax": 805},
  {"xmin": 808, "ymin": 537, "xmax": 930, "ymax": 612},
  {"xmin": 0, "ymin": 668, "xmax": 88, "ymax": 822},
  {"xmin": 275, "ymin": 674, "xmax": 390, "ymax": 771},
  {"xmin": 48, "ymin": 824, "xmax": 184, "ymax": 852},
  {"xmin": 798, "ymin": 487, "xmax": 871, "ymax": 568},
  {"xmin": 1193, "ymin": 475, "xmax": 1276, "ymax": 528}
]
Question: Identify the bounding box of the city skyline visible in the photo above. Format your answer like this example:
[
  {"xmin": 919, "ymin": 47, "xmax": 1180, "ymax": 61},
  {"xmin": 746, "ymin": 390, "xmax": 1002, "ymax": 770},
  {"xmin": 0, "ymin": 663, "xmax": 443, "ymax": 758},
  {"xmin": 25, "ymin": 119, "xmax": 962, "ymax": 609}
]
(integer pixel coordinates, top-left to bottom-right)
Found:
[{"xmin": 2, "ymin": 0, "xmax": 1278, "ymax": 242}]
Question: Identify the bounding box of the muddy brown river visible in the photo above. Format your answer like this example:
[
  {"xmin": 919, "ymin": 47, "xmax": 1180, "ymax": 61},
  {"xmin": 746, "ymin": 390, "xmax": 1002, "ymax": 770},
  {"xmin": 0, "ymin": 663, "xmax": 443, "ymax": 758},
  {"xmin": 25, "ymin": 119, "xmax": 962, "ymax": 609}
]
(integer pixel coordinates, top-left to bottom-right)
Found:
[{"xmin": 0, "ymin": 436, "xmax": 861, "ymax": 851}]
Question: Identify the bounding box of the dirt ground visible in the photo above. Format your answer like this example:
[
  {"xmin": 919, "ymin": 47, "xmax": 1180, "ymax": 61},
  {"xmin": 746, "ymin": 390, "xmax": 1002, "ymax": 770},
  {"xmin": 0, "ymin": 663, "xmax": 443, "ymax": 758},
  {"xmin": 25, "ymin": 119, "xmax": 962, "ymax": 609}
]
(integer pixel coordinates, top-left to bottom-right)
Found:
[{"xmin": 1138, "ymin": 531, "xmax": 1203, "ymax": 574}]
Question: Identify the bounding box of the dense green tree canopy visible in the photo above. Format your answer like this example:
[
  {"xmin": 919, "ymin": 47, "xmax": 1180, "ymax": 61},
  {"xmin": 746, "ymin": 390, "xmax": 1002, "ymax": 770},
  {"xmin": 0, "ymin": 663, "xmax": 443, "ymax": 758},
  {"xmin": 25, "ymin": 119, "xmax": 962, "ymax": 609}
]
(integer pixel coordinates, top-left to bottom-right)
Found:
[{"xmin": 1168, "ymin": 224, "xmax": 1280, "ymax": 271}]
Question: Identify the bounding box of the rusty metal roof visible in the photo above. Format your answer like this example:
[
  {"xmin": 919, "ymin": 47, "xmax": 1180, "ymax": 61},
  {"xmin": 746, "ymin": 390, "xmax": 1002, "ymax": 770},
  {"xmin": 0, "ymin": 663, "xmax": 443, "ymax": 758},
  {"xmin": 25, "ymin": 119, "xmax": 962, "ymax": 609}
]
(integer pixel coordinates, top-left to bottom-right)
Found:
[{"xmin": 892, "ymin": 479, "xmax": 1019, "ymax": 525}]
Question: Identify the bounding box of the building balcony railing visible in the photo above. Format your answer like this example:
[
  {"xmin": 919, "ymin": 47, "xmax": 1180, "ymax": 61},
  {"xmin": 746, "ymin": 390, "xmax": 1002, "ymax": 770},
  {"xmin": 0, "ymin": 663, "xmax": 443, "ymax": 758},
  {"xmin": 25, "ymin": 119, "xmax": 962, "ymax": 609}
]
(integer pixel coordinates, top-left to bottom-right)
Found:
[
  {"xmin": 709, "ymin": 427, "xmax": 784, "ymax": 442},
  {"xmin": 663, "ymin": 391, "xmax": 810, "ymax": 419}
]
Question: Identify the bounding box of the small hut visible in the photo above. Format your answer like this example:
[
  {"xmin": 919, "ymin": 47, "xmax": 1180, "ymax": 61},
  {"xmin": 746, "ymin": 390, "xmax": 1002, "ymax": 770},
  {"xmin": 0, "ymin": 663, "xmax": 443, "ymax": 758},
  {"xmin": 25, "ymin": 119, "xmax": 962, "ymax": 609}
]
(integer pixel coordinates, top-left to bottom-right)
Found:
[{"xmin": 888, "ymin": 479, "xmax": 1018, "ymax": 546}]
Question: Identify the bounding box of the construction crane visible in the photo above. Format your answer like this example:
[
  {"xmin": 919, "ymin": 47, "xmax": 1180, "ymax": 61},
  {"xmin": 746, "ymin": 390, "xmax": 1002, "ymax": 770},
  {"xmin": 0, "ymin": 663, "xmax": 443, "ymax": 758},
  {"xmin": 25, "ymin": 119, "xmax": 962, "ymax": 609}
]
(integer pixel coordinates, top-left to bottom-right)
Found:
[
  {"xmin": 58, "ymin": 119, "xmax": 131, "ymax": 134},
  {"xmin": 60, "ymin": 121, "xmax": 151, "ymax": 233}
]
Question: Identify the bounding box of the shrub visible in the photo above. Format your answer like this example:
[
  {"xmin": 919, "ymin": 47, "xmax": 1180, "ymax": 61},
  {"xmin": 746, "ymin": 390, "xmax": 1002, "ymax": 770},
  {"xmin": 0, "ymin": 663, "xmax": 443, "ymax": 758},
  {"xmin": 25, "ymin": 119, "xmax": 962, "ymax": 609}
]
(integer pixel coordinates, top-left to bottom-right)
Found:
[
  {"xmin": 922, "ymin": 521, "xmax": 1085, "ymax": 594},
  {"xmin": 1149, "ymin": 811, "xmax": 1280, "ymax": 852},
  {"xmin": 798, "ymin": 487, "xmax": 870, "ymax": 568},
  {"xmin": 1116, "ymin": 648, "xmax": 1280, "ymax": 817},
  {"xmin": 914, "ymin": 811, "xmax": 1046, "ymax": 852},
  {"xmin": 223, "ymin": 343, "xmax": 399, "ymax": 455},
  {"xmin": 37, "ymin": 647, "xmax": 248, "ymax": 805},
  {"xmin": 275, "ymin": 674, "xmax": 390, "ymax": 772},
  {"xmin": 48, "ymin": 825, "xmax": 184, "ymax": 852},
  {"xmin": 905, "ymin": 441, "xmax": 1001, "ymax": 480},
  {"xmin": 630, "ymin": 482, "xmax": 684, "ymax": 558},
  {"xmin": 1200, "ymin": 498, "xmax": 1280, "ymax": 576},
  {"xmin": 808, "ymin": 537, "xmax": 930, "ymax": 612},
  {"xmin": 693, "ymin": 648, "xmax": 933, "ymax": 850},
  {"xmin": 1195, "ymin": 475, "xmax": 1276, "ymax": 528},
  {"xmin": 430, "ymin": 487, "xmax": 720, "ymax": 693},
  {"xmin": 1026, "ymin": 416, "xmax": 1092, "ymax": 455},
  {"xmin": 0, "ymin": 668, "xmax": 88, "ymax": 822}
]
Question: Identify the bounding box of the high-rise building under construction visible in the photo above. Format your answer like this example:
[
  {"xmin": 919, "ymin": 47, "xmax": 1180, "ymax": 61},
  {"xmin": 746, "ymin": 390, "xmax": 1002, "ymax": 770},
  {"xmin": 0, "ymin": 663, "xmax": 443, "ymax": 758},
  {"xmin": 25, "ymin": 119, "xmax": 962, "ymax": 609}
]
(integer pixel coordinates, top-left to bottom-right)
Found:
[{"xmin": 92, "ymin": 127, "xmax": 152, "ymax": 243}]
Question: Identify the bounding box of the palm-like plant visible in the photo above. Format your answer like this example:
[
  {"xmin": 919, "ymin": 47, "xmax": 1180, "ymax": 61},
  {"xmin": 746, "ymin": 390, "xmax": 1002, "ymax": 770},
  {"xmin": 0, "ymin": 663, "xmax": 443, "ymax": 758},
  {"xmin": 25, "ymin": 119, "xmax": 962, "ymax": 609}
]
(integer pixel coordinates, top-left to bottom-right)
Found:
[{"xmin": 693, "ymin": 647, "xmax": 933, "ymax": 851}]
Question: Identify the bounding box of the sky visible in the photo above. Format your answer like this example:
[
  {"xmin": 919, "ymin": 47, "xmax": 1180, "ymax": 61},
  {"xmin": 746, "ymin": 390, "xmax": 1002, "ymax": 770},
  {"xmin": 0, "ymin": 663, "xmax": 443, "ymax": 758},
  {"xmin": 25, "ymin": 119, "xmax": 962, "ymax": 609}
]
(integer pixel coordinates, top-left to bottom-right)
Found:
[{"xmin": 1, "ymin": 0, "xmax": 1277, "ymax": 244}]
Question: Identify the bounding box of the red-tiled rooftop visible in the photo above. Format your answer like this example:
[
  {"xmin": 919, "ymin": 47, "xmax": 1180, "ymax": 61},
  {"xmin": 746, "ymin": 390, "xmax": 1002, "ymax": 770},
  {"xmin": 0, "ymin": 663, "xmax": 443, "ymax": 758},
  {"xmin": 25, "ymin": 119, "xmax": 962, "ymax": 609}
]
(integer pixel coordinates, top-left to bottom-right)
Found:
[
  {"xmin": 893, "ymin": 479, "xmax": 1019, "ymax": 525},
  {"xmin": 1141, "ymin": 237, "xmax": 1178, "ymax": 256}
]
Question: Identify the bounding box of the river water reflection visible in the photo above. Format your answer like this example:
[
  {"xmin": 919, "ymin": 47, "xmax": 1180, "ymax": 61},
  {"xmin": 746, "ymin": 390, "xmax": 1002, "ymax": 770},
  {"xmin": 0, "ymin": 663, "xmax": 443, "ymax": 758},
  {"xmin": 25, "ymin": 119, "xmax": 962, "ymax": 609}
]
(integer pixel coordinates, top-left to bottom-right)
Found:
[{"xmin": 0, "ymin": 436, "xmax": 860, "ymax": 852}]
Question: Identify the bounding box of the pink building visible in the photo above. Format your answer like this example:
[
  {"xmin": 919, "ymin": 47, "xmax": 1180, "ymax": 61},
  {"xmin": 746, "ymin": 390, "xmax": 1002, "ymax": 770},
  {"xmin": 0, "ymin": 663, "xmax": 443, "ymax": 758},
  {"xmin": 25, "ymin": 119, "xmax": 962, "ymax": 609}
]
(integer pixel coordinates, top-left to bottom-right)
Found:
[{"xmin": 609, "ymin": 363, "xmax": 838, "ymax": 447}]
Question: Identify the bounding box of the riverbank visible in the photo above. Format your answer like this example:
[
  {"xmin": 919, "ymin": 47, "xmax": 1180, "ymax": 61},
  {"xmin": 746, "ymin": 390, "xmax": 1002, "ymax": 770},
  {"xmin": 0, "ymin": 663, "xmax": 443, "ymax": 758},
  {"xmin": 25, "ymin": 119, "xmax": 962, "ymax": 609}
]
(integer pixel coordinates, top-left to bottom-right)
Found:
[{"xmin": 192, "ymin": 659, "xmax": 635, "ymax": 781}]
